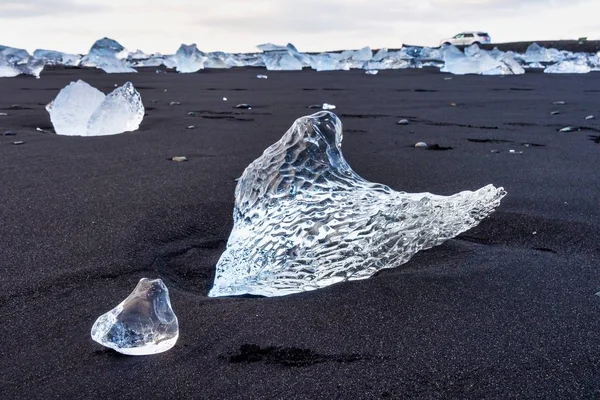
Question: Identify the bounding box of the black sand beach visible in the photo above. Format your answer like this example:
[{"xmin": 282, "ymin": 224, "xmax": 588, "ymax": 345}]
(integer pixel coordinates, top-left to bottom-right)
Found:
[{"xmin": 1, "ymin": 66, "xmax": 600, "ymax": 399}]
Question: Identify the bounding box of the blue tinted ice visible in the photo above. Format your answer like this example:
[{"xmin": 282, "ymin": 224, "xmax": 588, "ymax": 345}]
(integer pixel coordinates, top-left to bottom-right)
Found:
[{"xmin": 209, "ymin": 112, "xmax": 506, "ymax": 297}]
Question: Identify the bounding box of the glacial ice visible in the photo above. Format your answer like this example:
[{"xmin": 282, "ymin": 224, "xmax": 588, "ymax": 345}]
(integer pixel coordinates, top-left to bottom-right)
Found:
[
  {"xmin": 523, "ymin": 43, "xmax": 553, "ymax": 63},
  {"xmin": 82, "ymin": 38, "xmax": 137, "ymax": 73},
  {"xmin": 47, "ymin": 80, "xmax": 144, "ymax": 136},
  {"xmin": 263, "ymin": 51, "xmax": 303, "ymax": 71},
  {"xmin": 442, "ymin": 46, "xmax": 523, "ymax": 75},
  {"xmin": 208, "ymin": 112, "xmax": 506, "ymax": 297},
  {"xmin": 91, "ymin": 278, "xmax": 179, "ymax": 355},
  {"xmin": 0, "ymin": 45, "xmax": 30, "ymax": 63},
  {"xmin": 33, "ymin": 49, "xmax": 80, "ymax": 66},
  {"xmin": 174, "ymin": 44, "xmax": 207, "ymax": 73},
  {"xmin": 544, "ymin": 60, "xmax": 591, "ymax": 74}
]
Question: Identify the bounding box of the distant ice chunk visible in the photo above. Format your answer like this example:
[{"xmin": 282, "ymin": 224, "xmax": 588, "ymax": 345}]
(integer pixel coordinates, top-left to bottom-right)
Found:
[
  {"xmin": 263, "ymin": 51, "xmax": 303, "ymax": 71},
  {"xmin": 257, "ymin": 43, "xmax": 289, "ymax": 52},
  {"xmin": 0, "ymin": 45, "xmax": 30, "ymax": 64},
  {"xmin": 544, "ymin": 60, "xmax": 591, "ymax": 74},
  {"xmin": 91, "ymin": 278, "xmax": 179, "ymax": 355},
  {"xmin": 174, "ymin": 44, "xmax": 207, "ymax": 73},
  {"xmin": 33, "ymin": 49, "xmax": 81, "ymax": 66},
  {"xmin": 442, "ymin": 45, "xmax": 524, "ymax": 75},
  {"xmin": 47, "ymin": 80, "xmax": 144, "ymax": 136},
  {"xmin": 310, "ymin": 53, "xmax": 350, "ymax": 71},
  {"xmin": 82, "ymin": 38, "xmax": 137, "ymax": 73},
  {"xmin": 523, "ymin": 43, "xmax": 563, "ymax": 64},
  {"xmin": 208, "ymin": 112, "xmax": 506, "ymax": 297}
]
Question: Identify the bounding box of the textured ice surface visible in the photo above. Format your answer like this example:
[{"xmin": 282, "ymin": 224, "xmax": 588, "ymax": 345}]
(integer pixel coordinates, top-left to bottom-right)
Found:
[
  {"xmin": 209, "ymin": 112, "xmax": 506, "ymax": 297},
  {"xmin": 48, "ymin": 80, "xmax": 144, "ymax": 136},
  {"xmin": 544, "ymin": 60, "xmax": 591, "ymax": 74},
  {"xmin": 87, "ymin": 82, "xmax": 145, "ymax": 136},
  {"xmin": 174, "ymin": 44, "xmax": 207, "ymax": 73},
  {"xmin": 524, "ymin": 43, "xmax": 552, "ymax": 63},
  {"xmin": 91, "ymin": 278, "xmax": 178, "ymax": 356}
]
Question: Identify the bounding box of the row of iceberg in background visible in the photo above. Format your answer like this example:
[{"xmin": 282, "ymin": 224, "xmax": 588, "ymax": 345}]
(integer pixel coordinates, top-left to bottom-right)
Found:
[{"xmin": 1, "ymin": 37, "xmax": 599, "ymax": 78}]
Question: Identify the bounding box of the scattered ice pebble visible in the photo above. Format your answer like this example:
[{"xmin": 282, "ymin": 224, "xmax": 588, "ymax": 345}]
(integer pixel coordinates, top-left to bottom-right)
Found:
[
  {"xmin": 585, "ymin": 115, "xmax": 594, "ymax": 120},
  {"xmin": 552, "ymin": 101, "xmax": 566, "ymax": 105},
  {"xmin": 12, "ymin": 141, "xmax": 24, "ymax": 145},
  {"xmin": 559, "ymin": 126, "xmax": 576, "ymax": 132},
  {"xmin": 490, "ymin": 150, "xmax": 500, "ymax": 154},
  {"xmin": 223, "ymin": 97, "xmax": 228, "ymax": 101},
  {"xmin": 550, "ymin": 111, "xmax": 560, "ymax": 115},
  {"xmin": 365, "ymin": 70, "xmax": 379, "ymax": 75},
  {"xmin": 91, "ymin": 278, "xmax": 179, "ymax": 356},
  {"xmin": 47, "ymin": 80, "xmax": 144, "ymax": 136},
  {"xmin": 257, "ymin": 75, "xmax": 268, "ymax": 79},
  {"xmin": 322, "ymin": 103, "xmax": 336, "ymax": 110},
  {"xmin": 36, "ymin": 127, "xmax": 50, "ymax": 133},
  {"xmin": 444, "ymin": 77, "xmax": 453, "ymax": 80},
  {"xmin": 235, "ymin": 104, "xmax": 252, "ymax": 109},
  {"xmin": 164, "ymin": 89, "xmax": 168, "ymax": 92},
  {"xmin": 187, "ymin": 125, "xmax": 195, "ymax": 129},
  {"xmin": 208, "ymin": 111, "xmax": 506, "ymax": 297},
  {"xmin": 0, "ymin": 112, "xmax": 7, "ymax": 116},
  {"xmin": 171, "ymin": 156, "xmax": 188, "ymax": 162},
  {"xmin": 415, "ymin": 142, "xmax": 428, "ymax": 148},
  {"xmin": 169, "ymin": 101, "xmax": 181, "ymax": 106},
  {"xmin": 397, "ymin": 119, "xmax": 410, "ymax": 125},
  {"xmin": 114, "ymin": 84, "xmax": 118, "ymax": 87},
  {"xmin": 509, "ymin": 149, "xmax": 523, "ymax": 154},
  {"xmin": 4, "ymin": 131, "xmax": 16, "ymax": 136}
]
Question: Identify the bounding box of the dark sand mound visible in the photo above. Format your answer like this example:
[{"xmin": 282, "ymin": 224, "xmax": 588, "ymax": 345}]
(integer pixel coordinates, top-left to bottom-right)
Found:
[{"xmin": 1, "ymin": 67, "xmax": 599, "ymax": 399}]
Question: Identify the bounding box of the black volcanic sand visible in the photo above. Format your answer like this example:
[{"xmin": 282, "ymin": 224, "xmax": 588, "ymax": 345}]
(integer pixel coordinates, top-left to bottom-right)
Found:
[{"xmin": 1, "ymin": 67, "xmax": 600, "ymax": 399}]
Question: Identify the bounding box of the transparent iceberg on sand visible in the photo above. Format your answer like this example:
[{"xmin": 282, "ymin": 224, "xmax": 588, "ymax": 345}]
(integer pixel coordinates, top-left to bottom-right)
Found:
[
  {"xmin": 544, "ymin": 60, "xmax": 591, "ymax": 74},
  {"xmin": 0, "ymin": 53, "xmax": 45, "ymax": 78},
  {"xmin": 47, "ymin": 80, "xmax": 144, "ymax": 136},
  {"xmin": 174, "ymin": 43, "xmax": 207, "ymax": 73},
  {"xmin": 0, "ymin": 45, "xmax": 30, "ymax": 64},
  {"xmin": 209, "ymin": 112, "xmax": 506, "ymax": 297},
  {"xmin": 263, "ymin": 51, "xmax": 303, "ymax": 71},
  {"xmin": 91, "ymin": 278, "xmax": 178, "ymax": 356}
]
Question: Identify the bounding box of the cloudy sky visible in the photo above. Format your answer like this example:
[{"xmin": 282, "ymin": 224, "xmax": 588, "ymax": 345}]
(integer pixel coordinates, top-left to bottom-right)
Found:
[{"xmin": 1, "ymin": 0, "xmax": 598, "ymax": 54}]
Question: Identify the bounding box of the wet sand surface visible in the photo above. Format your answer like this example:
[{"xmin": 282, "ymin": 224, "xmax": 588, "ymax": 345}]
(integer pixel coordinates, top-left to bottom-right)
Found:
[{"xmin": 1, "ymin": 67, "xmax": 600, "ymax": 399}]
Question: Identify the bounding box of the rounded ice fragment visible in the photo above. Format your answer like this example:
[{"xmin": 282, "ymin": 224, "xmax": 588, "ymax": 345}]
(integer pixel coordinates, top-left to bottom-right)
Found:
[
  {"xmin": 208, "ymin": 112, "xmax": 506, "ymax": 297},
  {"xmin": 86, "ymin": 82, "xmax": 145, "ymax": 136},
  {"xmin": 46, "ymin": 80, "xmax": 106, "ymax": 136},
  {"xmin": 91, "ymin": 278, "xmax": 179, "ymax": 356},
  {"xmin": 415, "ymin": 142, "xmax": 428, "ymax": 148}
]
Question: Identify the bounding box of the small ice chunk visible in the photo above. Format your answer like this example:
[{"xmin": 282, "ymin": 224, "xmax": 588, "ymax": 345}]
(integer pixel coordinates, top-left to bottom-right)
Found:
[
  {"xmin": 397, "ymin": 119, "xmax": 410, "ymax": 125},
  {"xmin": 550, "ymin": 111, "xmax": 560, "ymax": 115},
  {"xmin": 46, "ymin": 80, "xmax": 106, "ymax": 136},
  {"xmin": 365, "ymin": 70, "xmax": 379, "ymax": 75},
  {"xmin": 169, "ymin": 101, "xmax": 181, "ymax": 106},
  {"xmin": 91, "ymin": 278, "xmax": 179, "ymax": 355},
  {"xmin": 223, "ymin": 97, "xmax": 228, "ymax": 101},
  {"xmin": 553, "ymin": 101, "xmax": 566, "ymax": 105},
  {"xmin": 86, "ymin": 82, "xmax": 145, "ymax": 136},
  {"xmin": 236, "ymin": 104, "xmax": 252, "ymax": 109},
  {"xmin": 415, "ymin": 142, "xmax": 428, "ymax": 148},
  {"xmin": 12, "ymin": 141, "xmax": 25, "ymax": 145},
  {"xmin": 0, "ymin": 112, "xmax": 7, "ymax": 116},
  {"xmin": 257, "ymin": 75, "xmax": 268, "ymax": 79},
  {"xmin": 171, "ymin": 156, "xmax": 188, "ymax": 162},
  {"xmin": 322, "ymin": 103, "xmax": 336, "ymax": 110},
  {"xmin": 585, "ymin": 115, "xmax": 594, "ymax": 120},
  {"xmin": 559, "ymin": 126, "xmax": 575, "ymax": 132},
  {"xmin": 47, "ymin": 80, "xmax": 144, "ymax": 136}
]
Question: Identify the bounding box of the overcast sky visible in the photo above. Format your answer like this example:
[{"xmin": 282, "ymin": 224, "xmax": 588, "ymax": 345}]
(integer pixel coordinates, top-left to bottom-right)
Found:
[{"xmin": 1, "ymin": 0, "xmax": 598, "ymax": 54}]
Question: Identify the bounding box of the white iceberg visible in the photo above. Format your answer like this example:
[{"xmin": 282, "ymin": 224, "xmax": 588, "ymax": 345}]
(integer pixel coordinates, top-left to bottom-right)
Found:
[{"xmin": 47, "ymin": 80, "xmax": 144, "ymax": 136}]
